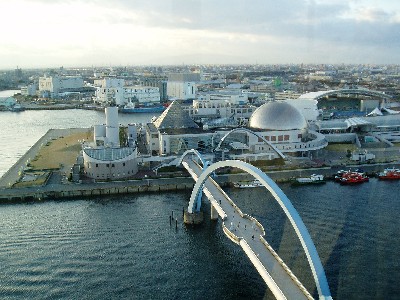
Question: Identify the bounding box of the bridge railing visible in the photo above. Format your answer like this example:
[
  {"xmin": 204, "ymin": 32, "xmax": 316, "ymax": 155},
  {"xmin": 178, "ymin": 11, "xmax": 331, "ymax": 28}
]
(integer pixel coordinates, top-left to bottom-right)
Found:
[
  {"xmin": 259, "ymin": 237, "xmax": 314, "ymax": 300},
  {"xmin": 239, "ymin": 239, "xmax": 286, "ymax": 300},
  {"xmin": 222, "ymin": 221, "xmax": 241, "ymax": 245},
  {"xmin": 192, "ymin": 159, "xmax": 267, "ymax": 236}
]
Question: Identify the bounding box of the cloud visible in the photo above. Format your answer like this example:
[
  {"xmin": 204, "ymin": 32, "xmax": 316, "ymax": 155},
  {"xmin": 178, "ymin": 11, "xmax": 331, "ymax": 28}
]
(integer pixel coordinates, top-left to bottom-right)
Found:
[{"xmin": 0, "ymin": 0, "xmax": 399, "ymax": 68}]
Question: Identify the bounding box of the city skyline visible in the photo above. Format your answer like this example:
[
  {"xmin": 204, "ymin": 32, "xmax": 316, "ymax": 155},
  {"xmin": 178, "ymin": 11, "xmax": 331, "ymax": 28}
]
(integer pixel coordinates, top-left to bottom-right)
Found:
[{"xmin": 1, "ymin": 0, "xmax": 399, "ymax": 69}]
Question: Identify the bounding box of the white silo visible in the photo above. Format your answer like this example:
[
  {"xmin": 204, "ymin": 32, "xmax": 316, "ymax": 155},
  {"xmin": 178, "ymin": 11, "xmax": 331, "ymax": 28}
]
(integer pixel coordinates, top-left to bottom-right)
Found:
[
  {"xmin": 94, "ymin": 124, "xmax": 106, "ymax": 139},
  {"xmin": 105, "ymin": 106, "xmax": 120, "ymax": 147},
  {"xmin": 93, "ymin": 124, "xmax": 107, "ymax": 146}
]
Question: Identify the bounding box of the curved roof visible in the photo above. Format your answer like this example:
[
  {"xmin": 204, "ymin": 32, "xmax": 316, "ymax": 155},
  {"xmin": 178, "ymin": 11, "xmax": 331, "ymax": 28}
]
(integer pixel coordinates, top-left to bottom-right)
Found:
[
  {"xmin": 249, "ymin": 102, "xmax": 308, "ymax": 131},
  {"xmin": 299, "ymin": 88, "xmax": 391, "ymax": 100},
  {"xmin": 84, "ymin": 147, "xmax": 135, "ymax": 161}
]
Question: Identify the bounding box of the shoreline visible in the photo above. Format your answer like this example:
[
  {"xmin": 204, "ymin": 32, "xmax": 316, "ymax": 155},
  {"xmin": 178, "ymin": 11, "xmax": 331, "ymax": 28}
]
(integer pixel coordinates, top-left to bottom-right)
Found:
[{"xmin": 0, "ymin": 128, "xmax": 399, "ymax": 203}]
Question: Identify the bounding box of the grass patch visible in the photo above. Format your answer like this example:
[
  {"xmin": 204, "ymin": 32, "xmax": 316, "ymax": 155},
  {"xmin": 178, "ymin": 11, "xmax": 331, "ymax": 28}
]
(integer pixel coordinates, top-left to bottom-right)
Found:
[
  {"xmin": 13, "ymin": 172, "xmax": 50, "ymax": 188},
  {"xmin": 325, "ymin": 144, "xmax": 358, "ymax": 152},
  {"xmin": 30, "ymin": 131, "xmax": 93, "ymax": 171}
]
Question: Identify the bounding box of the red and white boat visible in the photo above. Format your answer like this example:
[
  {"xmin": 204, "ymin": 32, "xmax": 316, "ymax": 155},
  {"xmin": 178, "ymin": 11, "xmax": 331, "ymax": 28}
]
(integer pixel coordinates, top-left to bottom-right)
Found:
[
  {"xmin": 335, "ymin": 169, "xmax": 366, "ymax": 182},
  {"xmin": 378, "ymin": 168, "xmax": 400, "ymax": 180},
  {"xmin": 336, "ymin": 170, "xmax": 369, "ymax": 185}
]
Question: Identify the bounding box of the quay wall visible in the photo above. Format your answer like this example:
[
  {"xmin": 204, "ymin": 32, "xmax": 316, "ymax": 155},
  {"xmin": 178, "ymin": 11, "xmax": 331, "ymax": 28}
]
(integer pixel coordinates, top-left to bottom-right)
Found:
[
  {"xmin": 2, "ymin": 163, "xmax": 400, "ymax": 203},
  {"xmin": 0, "ymin": 177, "xmax": 200, "ymax": 203}
]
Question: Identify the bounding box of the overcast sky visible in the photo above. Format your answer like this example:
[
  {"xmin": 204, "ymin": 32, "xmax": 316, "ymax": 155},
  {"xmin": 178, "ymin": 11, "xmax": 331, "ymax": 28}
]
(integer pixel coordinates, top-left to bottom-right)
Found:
[{"xmin": 0, "ymin": 0, "xmax": 399, "ymax": 69}]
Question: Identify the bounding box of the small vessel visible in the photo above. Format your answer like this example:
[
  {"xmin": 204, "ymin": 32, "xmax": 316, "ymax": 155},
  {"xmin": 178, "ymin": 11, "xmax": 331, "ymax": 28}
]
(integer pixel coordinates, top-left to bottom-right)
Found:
[
  {"xmin": 334, "ymin": 169, "xmax": 365, "ymax": 182},
  {"xmin": 378, "ymin": 167, "xmax": 400, "ymax": 180},
  {"xmin": 339, "ymin": 172, "xmax": 369, "ymax": 185},
  {"xmin": 233, "ymin": 179, "xmax": 263, "ymax": 188},
  {"xmin": 10, "ymin": 103, "xmax": 25, "ymax": 112},
  {"xmin": 120, "ymin": 102, "xmax": 166, "ymax": 113},
  {"xmin": 292, "ymin": 174, "xmax": 325, "ymax": 185}
]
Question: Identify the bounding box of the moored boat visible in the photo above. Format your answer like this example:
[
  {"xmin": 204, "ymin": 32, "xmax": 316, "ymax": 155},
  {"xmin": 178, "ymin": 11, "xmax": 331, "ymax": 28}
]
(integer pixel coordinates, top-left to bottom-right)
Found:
[
  {"xmin": 335, "ymin": 169, "xmax": 366, "ymax": 182},
  {"xmin": 339, "ymin": 172, "xmax": 369, "ymax": 185},
  {"xmin": 378, "ymin": 167, "xmax": 400, "ymax": 180},
  {"xmin": 10, "ymin": 103, "xmax": 25, "ymax": 112},
  {"xmin": 120, "ymin": 102, "xmax": 166, "ymax": 113},
  {"xmin": 233, "ymin": 179, "xmax": 263, "ymax": 188},
  {"xmin": 292, "ymin": 174, "xmax": 325, "ymax": 185}
]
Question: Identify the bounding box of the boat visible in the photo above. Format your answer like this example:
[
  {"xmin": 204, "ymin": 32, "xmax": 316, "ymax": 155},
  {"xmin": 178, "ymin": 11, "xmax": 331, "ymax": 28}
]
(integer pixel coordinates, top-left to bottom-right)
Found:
[
  {"xmin": 10, "ymin": 103, "xmax": 25, "ymax": 112},
  {"xmin": 334, "ymin": 169, "xmax": 366, "ymax": 182},
  {"xmin": 233, "ymin": 179, "xmax": 263, "ymax": 188},
  {"xmin": 292, "ymin": 174, "xmax": 325, "ymax": 185},
  {"xmin": 120, "ymin": 102, "xmax": 166, "ymax": 113},
  {"xmin": 339, "ymin": 172, "xmax": 369, "ymax": 185},
  {"xmin": 377, "ymin": 167, "xmax": 400, "ymax": 180}
]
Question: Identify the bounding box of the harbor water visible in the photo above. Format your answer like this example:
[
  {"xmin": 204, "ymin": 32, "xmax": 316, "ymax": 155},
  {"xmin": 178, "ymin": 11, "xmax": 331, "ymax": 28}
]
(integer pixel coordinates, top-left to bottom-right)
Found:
[{"xmin": 0, "ymin": 108, "xmax": 400, "ymax": 299}]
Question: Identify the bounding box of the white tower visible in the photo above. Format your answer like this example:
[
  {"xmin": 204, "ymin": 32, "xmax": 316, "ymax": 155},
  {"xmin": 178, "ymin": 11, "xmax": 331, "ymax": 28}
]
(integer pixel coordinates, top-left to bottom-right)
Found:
[{"xmin": 105, "ymin": 106, "xmax": 120, "ymax": 147}]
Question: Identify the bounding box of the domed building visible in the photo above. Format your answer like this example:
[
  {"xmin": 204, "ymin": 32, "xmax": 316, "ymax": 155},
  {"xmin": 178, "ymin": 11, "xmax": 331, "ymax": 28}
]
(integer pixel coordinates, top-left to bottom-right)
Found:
[
  {"xmin": 245, "ymin": 101, "xmax": 327, "ymax": 155},
  {"xmin": 249, "ymin": 101, "xmax": 308, "ymax": 131}
]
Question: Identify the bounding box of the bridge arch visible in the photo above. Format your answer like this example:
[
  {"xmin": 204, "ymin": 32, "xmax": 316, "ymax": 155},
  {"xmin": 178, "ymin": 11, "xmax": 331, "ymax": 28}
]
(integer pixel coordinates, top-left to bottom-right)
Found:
[
  {"xmin": 215, "ymin": 127, "xmax": 285, "ymax": 159},
  {"xmin": 300, "ymin": 88, "xmax": 392, "ymax": 101},
  {"xmin": 177, "ymin": 149, "xmax": 209, "ymax": 168},
  {"xmin": 188, "ymin": 159, "xmax": 332, "ymax": 300}
]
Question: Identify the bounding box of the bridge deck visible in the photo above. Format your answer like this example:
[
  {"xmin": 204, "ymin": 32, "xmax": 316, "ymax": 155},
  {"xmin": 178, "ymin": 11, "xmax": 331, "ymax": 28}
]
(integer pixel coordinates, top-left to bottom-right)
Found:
[{"xmin": 183, "ymin": 157, "xmax": 314, "ymax": 300}]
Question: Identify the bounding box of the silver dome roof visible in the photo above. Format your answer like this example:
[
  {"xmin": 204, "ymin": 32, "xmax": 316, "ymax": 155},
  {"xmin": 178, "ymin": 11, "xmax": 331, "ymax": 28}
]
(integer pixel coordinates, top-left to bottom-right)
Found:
[{"xmin": 249, "ymin": 102, "xmax": 308, "ymax": 130}]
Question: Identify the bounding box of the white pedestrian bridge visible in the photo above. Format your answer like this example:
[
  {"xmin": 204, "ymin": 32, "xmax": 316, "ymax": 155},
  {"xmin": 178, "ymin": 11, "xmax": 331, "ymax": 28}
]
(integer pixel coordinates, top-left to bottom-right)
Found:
[{"xmin": 179, "ymin": 149, "xmax": 332, "ymax": 300}]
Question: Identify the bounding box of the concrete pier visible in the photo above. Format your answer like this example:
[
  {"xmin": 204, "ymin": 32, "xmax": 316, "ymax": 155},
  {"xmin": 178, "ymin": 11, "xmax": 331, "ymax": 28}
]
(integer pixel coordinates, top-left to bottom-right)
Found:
[{"xmin": 183, "ymin": 210, "xmax": 204, "ymax": 225}]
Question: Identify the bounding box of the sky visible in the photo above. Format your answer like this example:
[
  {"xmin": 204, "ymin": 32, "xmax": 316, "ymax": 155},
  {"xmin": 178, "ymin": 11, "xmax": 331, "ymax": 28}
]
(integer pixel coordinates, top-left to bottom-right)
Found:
[{"xmin": 0, "ymin": 0, "xmax": 399, "ymax": 69}]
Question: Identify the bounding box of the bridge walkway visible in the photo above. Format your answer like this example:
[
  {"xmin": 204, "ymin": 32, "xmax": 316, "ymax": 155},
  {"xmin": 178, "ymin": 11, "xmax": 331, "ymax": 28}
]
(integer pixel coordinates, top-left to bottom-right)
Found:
[{"xmin": 182, "ymin": 157, "xmax": 314, "ymax": 300}]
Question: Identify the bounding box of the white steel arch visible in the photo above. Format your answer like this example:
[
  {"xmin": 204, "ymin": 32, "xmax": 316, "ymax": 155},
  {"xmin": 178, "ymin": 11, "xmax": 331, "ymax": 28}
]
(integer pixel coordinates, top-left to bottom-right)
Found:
[
  {"xmin": 299, "ymin": 89, "xmax": 392, "ymax": 101},
  {"xmin": 177, "ymin": 149, "xmax": 209, "ymax": 167},
  {"xmin": 188, "ymin": 159, "xmax": 332, "ymax": 300},
  {"xmin": 215, "ymin": 127, "xmax": 286, "ymax": 159}
]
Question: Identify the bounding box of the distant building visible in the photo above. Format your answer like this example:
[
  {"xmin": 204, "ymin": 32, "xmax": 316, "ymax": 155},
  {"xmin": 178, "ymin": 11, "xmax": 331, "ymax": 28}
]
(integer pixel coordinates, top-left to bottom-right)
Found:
[
  {"xmin": 167, "ymin": 81, "xmax": 197, "ymax": 100},
  {"xmin": 0, "ymin": 97, "xmax": 17, "ymax": 109},
  {"xmin": 94, "ymin": 78, "xmax": 125, "ymax": 105},
  {"xmin": 140, "ymin": 76, "xmax": 168, "ymax": 102},
  {"xmin": 124, "ymin": 86, "xmax": 160, "ymax": 105},
  {"xmin": 38, "ymin": 75, "xmax": 84, "ymax": 98},
  {"xmin": 21, "ymin": 84, "xmax": 37, "ymax": 96},
  {"xmin": 275, "ymin": 91, "xmax": 302, "ymax": 101},
  {"xmin": 94, "ymin": 78, "xmax": 161, "ymax": 106},
  {"xmin": 186, "ymin": 92, "xmax": 254, "ymax": 122},
  {"xmin": 167, "ymin": 73, "xmax": 199, "ymax": 100}
]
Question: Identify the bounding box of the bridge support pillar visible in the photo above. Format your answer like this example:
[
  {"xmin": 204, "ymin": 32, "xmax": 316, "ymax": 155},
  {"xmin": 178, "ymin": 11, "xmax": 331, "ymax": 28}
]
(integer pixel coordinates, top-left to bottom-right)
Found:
[
  {"xmin": 210, "ymin": 205, "xmax": 218, "ymax": 221},
  {"xmin": 183, "ymin": 210, "xmax": 204, "ymax": 225}
]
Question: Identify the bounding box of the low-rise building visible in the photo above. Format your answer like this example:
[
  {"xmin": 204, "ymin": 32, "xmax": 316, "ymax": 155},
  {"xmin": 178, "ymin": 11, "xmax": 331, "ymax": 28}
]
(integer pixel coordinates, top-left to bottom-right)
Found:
[{"xmin": 39, "ymin": 75, "xmax": 84, "ymax": 98}]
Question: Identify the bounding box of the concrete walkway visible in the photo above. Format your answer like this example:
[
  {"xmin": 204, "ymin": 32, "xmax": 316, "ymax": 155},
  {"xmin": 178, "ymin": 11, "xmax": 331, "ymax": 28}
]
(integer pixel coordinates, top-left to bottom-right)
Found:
[{"xmin": 183, "ymin": 157, "xmax": 314, "ymax": 300}]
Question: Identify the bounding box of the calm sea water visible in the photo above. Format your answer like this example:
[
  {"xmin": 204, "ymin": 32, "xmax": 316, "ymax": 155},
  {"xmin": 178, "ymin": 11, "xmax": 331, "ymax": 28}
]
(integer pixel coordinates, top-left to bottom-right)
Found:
[{"xmin": 0, "ymin": 106, "xmax": 399, "ymax": 299}]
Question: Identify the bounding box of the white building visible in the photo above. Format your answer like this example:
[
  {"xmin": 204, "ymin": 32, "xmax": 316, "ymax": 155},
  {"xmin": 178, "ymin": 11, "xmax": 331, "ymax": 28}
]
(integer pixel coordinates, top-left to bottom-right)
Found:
[
  {"xmin": 94, "ymin": 78, "xmax": 125, "ymax": 105},
  {"xmin": 167, "ymin": 81, "xmax": 197, "ymax": 100},
  {"xmin": 167, "ymin": 73, "xmax": 199, "ymax": 100},
  {"xmin": 21, "ymin": 84, "xmax": 37, "ymax": 96},
  {"xmin": 187, "ymin": 92, "xmax": 254, "ymax": 121},
  {"xmin": 38, "ymin": 75, "xmax": 84, "ymax": 98},
  {"xmin": 147, "ymin": 100, "xmax": 327, "ymax": 160},
  {"xmin": 275, "ymin": 91, "xmax": 302, "ymax": 101},
  {"xmin": 94, "ymin": 78, "xmax": 161, "ymax": 106},
  {"xmin": 246, "ymin": 102, "xmax": 327, "ymax": 154},
  {"xmin": 124, "ymin": 86, "xmax": 160, "ymax": 104},
  {"xmin": 82, "ymin": 106, "xmax": 139, "ymax": 180}
]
